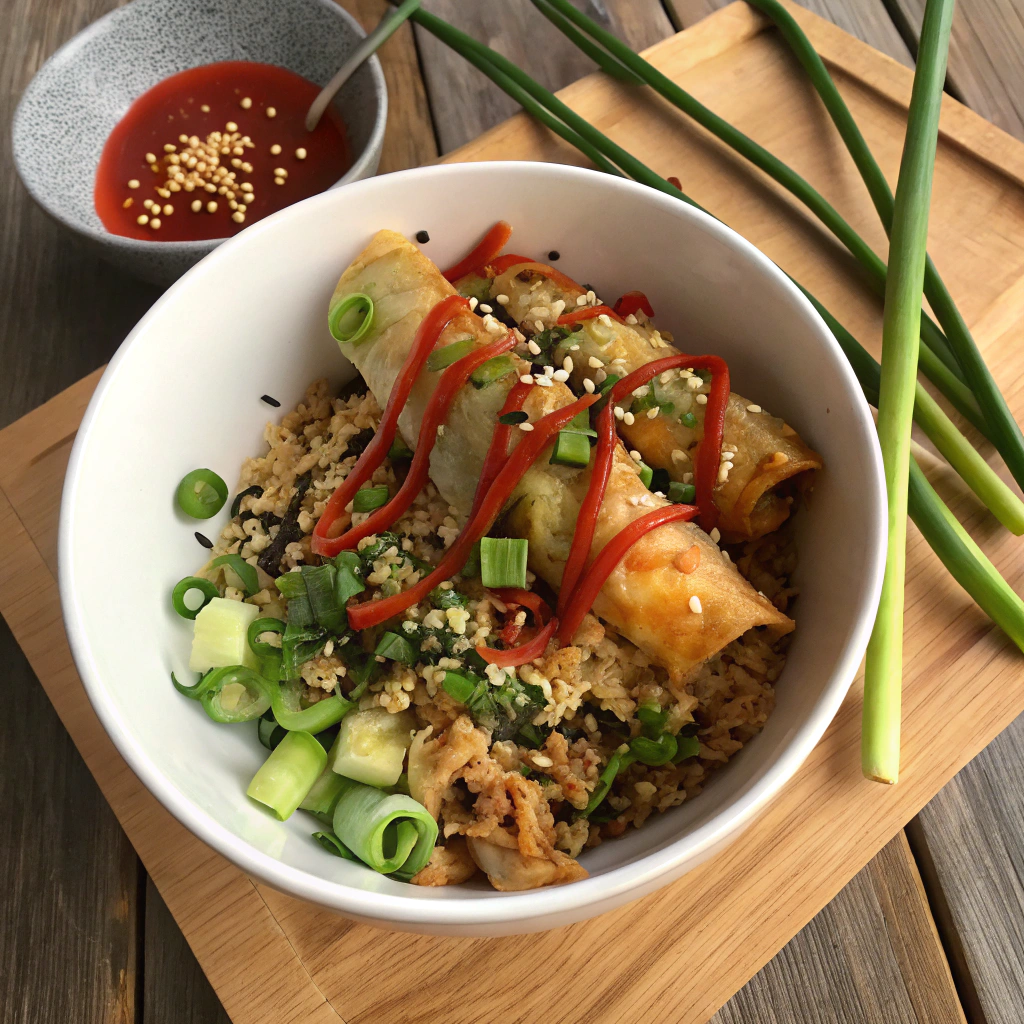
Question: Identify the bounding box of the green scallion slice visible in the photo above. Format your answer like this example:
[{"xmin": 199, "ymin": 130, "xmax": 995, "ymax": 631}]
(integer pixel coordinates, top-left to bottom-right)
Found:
[
  {"xmin": 479, "ymin": 537, "xmax": 528, "ymax": 589},
  {"xmin": 374, "ymin": 631, "xmax": 417, "ymax": 665},
  {"xmin": 672, "ymin": 734, "xmax": 701, "ymax": 763},
  {"xmin": 442, "ymin": 670, "xmax": 478, "ymax": 704},
  {"xmin": 301, "ymin": 564, "xmax": 346, "ymax": 633},
  {"xmin": 176, "ymin": 468, "xmax": 228, "ymax": 520},
  {"xmin": 565, "ymin": 408, "xmax": 597, "ymax": 437},
  {"xmin": 247, "ymin": 730, "xmax": 327, "ymax": 821},
  {"xmin": 471, "ymin": 355, "xmax": 516, "ymax": 388},
  {"xmin": 328, "ymin": 293, "xmax": 375, "ymax": 345},
  {"xmin": 171, "ymin": 576, "xmax": 219, "ymax": 619},
  {"xmin": 387, "ymin": 438, "xmax": 414, "ymax": 460},
  {"xmin": 209, "ymin": 553, "xmax": 259, "ymax": 596},
  {"xmin": 274, "ymin": 570, "xmax": 308, "ymax": 599},
  {"xmin": 426, "ymin": 337, "xmax": 475, "ymax": 372},
  {"xmin": 333, "ymin": 551, "xmax": 366, "ymax": 605},
  {"xmin": 247, "ymin": 616, "xmax": 285, "ymax": 659},
  {"xmin": 667, "ymin": 481, "xmax": 696, "ymax": 504},
  {"xmin": 680, "ymin": 412, "xmax": 698, "ymax": 429},
  {"xmin": 352, "ymin": 486, "xmax": 389, "ymax": 513},
  {"xmin": 637, "ymin": 461, "xmax": 653, "ymax": 489},
  {"xmin": 550, "ymin": 429, "xmax": 591, "ymax": 468},
  {"xmin": 629, "ymin": 733, "xmax": 677, "ymax": 766}
]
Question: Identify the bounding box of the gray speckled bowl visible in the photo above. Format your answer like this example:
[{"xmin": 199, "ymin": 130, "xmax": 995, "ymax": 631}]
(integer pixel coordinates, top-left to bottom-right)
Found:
[{"xmin": 12, "ymin": 0, "xmax": 386, "ymax": 286}]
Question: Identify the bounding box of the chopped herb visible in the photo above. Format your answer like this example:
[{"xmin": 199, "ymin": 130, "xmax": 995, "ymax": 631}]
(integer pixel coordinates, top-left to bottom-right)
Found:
[
  {"xmin": 375, "ymin": 631, "xmax": 417, "ymax": 665},
  {"xmin": 680, "ymin": 412, "xmax": 698, "ymax": 429},
  {"xmin": 430, "ymin": 586, "xmax": 467, "ymax": 610}
]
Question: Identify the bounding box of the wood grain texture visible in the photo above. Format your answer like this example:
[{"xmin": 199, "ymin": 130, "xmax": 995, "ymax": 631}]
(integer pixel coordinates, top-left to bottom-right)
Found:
[
  {"xmin": 668, "ymin": 0, "xmax": 913, "ymax": 64},
  {"xmin": 714, "ymin": 834, "xmax": 964, "ymax": 1024},
  {"xmin": 890, "ymin": 0, "xmax": 1024, "ymax": 140},
  {"xmin": 413, "ymin": 0, "xmax": 676, "ymax": 153}
]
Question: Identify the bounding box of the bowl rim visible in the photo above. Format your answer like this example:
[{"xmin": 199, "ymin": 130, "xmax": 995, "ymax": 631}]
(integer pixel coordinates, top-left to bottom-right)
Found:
[
  {"xmin": 59, "ymin": 161, "xmax": 887, "ymax": 928},
  {"xmin": 10, "ymin": 0, "xmax": 387, "ymax": 254}
]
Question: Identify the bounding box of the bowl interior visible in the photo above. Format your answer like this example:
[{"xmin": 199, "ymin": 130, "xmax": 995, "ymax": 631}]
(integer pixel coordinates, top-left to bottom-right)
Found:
[
  {"xmin": 13, "ymin": 0, "xmax": 380, "ymax": 237},
  {"xmin": 60, "ymin": 163, "xmax": 884, "ymax": 931}
]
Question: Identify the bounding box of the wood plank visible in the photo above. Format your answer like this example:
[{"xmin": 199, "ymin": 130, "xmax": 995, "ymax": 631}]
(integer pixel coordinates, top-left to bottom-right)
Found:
[
  {"xmin": 890, "ymin": 0, "xmax": 1024, "ymax": 140},
  {"xmin": 714, "ymin": 834, "xmax": 964, "ymax": 1024},
  {"xmin": 413, "ymin": 0, "xmax": 676, "ymax": 153},
  {"xmin": 0, "ymin": 615, "xmax": 140, "ymax": 1024},
  {"xmin": 668, "ymin": 0, "xmax": 913, "ymax": 65}
]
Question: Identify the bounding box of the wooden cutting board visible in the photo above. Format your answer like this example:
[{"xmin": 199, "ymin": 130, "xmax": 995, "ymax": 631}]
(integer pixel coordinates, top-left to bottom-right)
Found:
[{"xmin": 3, "ymin": 3, "xmax": 1024, "ymax": 1021}]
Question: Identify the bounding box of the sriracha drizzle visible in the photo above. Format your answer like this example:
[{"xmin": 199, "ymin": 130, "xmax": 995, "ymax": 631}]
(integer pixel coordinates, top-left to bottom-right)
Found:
[{"xmin": 95, "ymin": 61, "xmax": 351, "ymax": 242}]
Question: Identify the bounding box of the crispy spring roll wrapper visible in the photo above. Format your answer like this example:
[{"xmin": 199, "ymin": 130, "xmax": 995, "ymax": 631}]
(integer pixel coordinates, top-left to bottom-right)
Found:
[
  {"xmin": 485, "ymin": 263, "xmax": 823, "ymax": 542},
  {"xmin": 331, "ymin": 231, "xmax": 793, "ymax": 680}
]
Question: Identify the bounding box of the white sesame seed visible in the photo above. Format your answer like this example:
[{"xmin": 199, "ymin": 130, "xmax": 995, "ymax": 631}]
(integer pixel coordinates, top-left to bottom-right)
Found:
[
  {"xmin": 295, "ymin": 147, "xmax": 307, "ymax": 160},
  {"xmin": 542, "ymin": 366, "xmax": 554, "ymax": 377},
  {"xmin": 519, "ymin": 375, "xmax": 534, "ymax": 385},
  {"xmin": 722, "ymin": 549, "xmax": 732, "ymax": 563},
  {"xmin": 696, "ymin": 394, "xmax": 708, "ymax": 405},
  {"xmin": 746, "ymin": 404, "xmax": 762, "ymax": 414},
  {"xmin": 671, "ymin": 449, "xmax": 688, "ymax": 463},
  {"xmin": 595, "ymin": 369, "xmax": 607, "ymax": 383},
  {"xmin": 562, "ymin": 356, "xmax": 573, "ymax": 373},
  {"xmin": 527, "ymin": 339, "xmax": 541, "ymax": 356},
  {"xmin": 710, "ymin": 528, "xmax": 721, "ymax": 543},
  {"xmin": 266, "ymin": 106, "xmax": 277, "ymax": 118},
  {"xmin": 583, "ymin": 378, "xmax": 596, "ymax": 394},
  {"xmin": 273, "ymin": 167, "xmax": 288, "ymax": 177},
  {"xmin": 614, "ymin": 406, "xmax": 625, "ymax": 420},
  {"xmin": 479, "ymin": 303, "xmax": 492, "ymax": 314},
  {"xmin": 270, "ymin": 143, "xmax": 282, "ymax": 155},
  {"xmin": 683, "ymin": 472, "xmax": 694, "ymax": 483},
  {"xmin": 625, "ymin": 313, "xmax": 638, "ymax": 325},
  {"xmin": 534, "ymin": 376, "xmax": 553, "ymax": 387},
  {"xmin": 240, "ymin": 96, "xmax": 252, "ymax": 109},
  {"xmin": 513, "ymin": 328, "xmax": 526, "ymax": 343},
  {"xmin": 586, "ymin": 290, "xmax": 596, "ymax": 303},
  {"xmin": 552, "ymin": 369, "xmax": 570, "ymax": 382},
  {"xmin": 534, "ymin": 320, "xmax": 545, "ymax": 333},
  {"xmin": 569, "ymin": 343, "xmax": 580, "ymax": 351},
  {"xmin": 496, "ymin": 293, "xmax": 510, "ymax": 305},
  {"xmin": 145, "ymin": 152, "xmax": 157, "ymax": 164},
  {"xmin": 468, "ymin": 296, "xmax": 478, "ymax": 310},
  {"xmin": 717, "ymin": 466, "xmax": 729, "ymax": 483},
  {"xmin": 588, "ymin": 356, "xmax": 604, "ymax": 369},
  {"xmin": 632, "ymin": 385, "xmax": 650, "ymax": 398},
  {"xmin": 576, "ymin": 294, "xmax": 588, "ymax": 306},
  {"xmin": 629, "ymin": 450, "xmax": 642, "ymax": 463},
  {"xmin": 622, "ymin": 411, "xmax": 635, "ymax": 425},
  {"xmin": 689, "ymin": 596, "xmax": 703, "ymax": 614},
  {"xmin": 686, "ymin": 376, "xmax": 701, "ymax": 391},
  {"xmin": 647, "ymin": 407, "xmax": 659, "ymax": 419},
  {"xmin": 518, "ymin": 422, "xmax": 534, "ymax": 432},
  {"xmin": 163, "ymin": 143, "xmax": 176, "ymax": 153},
  {"xmin": 598, "ymin": 313, "xmax": 613, "ymax": 327}
]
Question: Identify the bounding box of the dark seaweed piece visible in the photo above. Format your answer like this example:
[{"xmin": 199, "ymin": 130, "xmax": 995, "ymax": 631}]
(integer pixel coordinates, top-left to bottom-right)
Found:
[
  {"xmin": 261, "ymin": 395, "xmax": 281, "ymax": 408},
  {"xmin": 194, "ymin": 532, "xmax": 213, "ymax": 549},
  {"xmin": 415, "ymin": 230, "xmax": 430, "ymax": 244},
  {"xmin": 230, "ymin": 485, "xmax": 264, "ymax": 520},
  {"xmin": 257, "ymin": 473, "xmax": 312, "ymax": 578},
  {"xmin": 556, "ymin": 724, "xmax": 582, "ymax": 742},
  {"xmin": 344, "ymin": 427, "xmax": 375, "ymax": 459}
]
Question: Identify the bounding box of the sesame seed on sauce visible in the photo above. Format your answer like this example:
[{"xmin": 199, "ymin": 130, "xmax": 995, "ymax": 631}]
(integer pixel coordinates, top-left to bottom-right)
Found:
[
  {"xmin": 614, "ymin": 406, "xmax": 624, "ymax": 420},
  {"xmin": 646, "ymin": 407, "xmax": 659, "ymax": 419},
  {"xmin": 195, "ymin": 531, "xmax": 214, "ymax": 549},
  {"xmin": 261, "ymin": 394, "xmax": 282, "ymax": 407},
  {"xmin": 496, "ymin": 293, "xmax": 510, "ymax": 305},
  {"xmin": 270, "ymin": 143, "xmax": 282, "ymax": 155},
  {"xmin": 688, "ymin": 596, "xmax": 703, "ymax": 614},
  {"xmin": 295, "ymin": 147, "xmax": 307, "ymax": 160},
  {"xmin": 588, "ymin": 356, "xmax": 604, "ymax": 369},
  {"xmin": 468, "ymin": 297, "xmax": 479, "ymax": 311},
  {"xmin": 416, "ymin": 230, "xmax": 430, "ymax": 244},
  {"xmin": 266, "ymin": 107, "xmax": 277, "ymax": 118}
]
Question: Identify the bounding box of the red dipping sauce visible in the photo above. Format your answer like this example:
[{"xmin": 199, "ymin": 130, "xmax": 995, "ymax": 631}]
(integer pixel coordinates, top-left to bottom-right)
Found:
[{"xmin": 95, "ymin": 61, "xmax": 351, "ymax": 242}]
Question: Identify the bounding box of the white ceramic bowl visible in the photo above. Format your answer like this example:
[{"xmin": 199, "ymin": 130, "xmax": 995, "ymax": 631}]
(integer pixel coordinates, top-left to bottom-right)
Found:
[{"xmin": 59, "ymin": 162, "xmax": 885, "ymax": 936}]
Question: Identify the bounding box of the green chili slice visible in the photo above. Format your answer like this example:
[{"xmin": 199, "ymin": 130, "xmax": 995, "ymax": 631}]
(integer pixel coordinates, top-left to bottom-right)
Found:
[
  {"xmin": 210, "ymin": 553, "xmax": 259, "ymax": 596},
  {"xmin": 176, "ymin": 469, "xmax": 228, "ymax": 519},
  {"xmin": 328, "ymin": 292, "xmax": 375, "ymax": 345},
  {"xmin": 426, "ymin": 337, "xmax": 475, "ymax": 372},
  {"xmin": 171, "ymin": 576, "xmax": 219, "ymax": 619},
  {"xmin": 470, "ymin": 355, "xmax": 516, "ymax": 388},
  {"xmin": 248, "ymin": 616, "xmax": 285, "ymax": 659}
]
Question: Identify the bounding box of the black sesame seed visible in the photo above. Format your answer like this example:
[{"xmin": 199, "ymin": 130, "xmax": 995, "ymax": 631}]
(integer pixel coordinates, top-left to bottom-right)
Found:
[
  {"xmin": 195, "ymin": 531, "xmax": 213, "ymax": 549},
  {"xmin": 260, "ymin": 394, "xmax": 281, "ymax": 407},
  {"xmin": 548, "ymin": 250, "xmax": 561, "ymax": 261},
  {"xmin": 416, "ymin": 230, "xmax": 430, "ymax": 244}
]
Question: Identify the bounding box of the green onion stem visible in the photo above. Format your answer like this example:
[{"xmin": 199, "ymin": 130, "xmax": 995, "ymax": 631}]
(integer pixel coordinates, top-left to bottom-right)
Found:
[
  {"xmin": 410, "ymin": 7, "xmax": 982, "ymax": 430},
  {"xmin": 247, "ymin": 730, "xmax": 327, "ymax": 821},
  {"xmin": 863, "ymin": 0, "xmax": 954, "ymax": 786},
  {"xmin": 745, "ymin": 0, "xmax": 1024, "ymax": 490}
]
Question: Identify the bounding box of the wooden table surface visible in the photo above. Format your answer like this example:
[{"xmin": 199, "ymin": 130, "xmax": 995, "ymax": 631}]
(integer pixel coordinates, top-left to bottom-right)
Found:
[{"xmin": 2, "ymin": 2, "xmax": 1023, "ymax": 1022}]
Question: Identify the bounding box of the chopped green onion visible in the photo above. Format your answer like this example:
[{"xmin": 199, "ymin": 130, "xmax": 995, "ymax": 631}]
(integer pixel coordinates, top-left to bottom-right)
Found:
[
  {"xmin": 387, "ymin": 438, "xmax": 414, "ymax": 460},
  {"xmin": 471, "ymin": 354, "xmax": 516, "ymax": 388},
  {"xmin": 637, "ymin": 461, "xmax": 653, "ymax": 489},
  {"xmin": 480, "ymin": 537, "xmax": 528, "ymax": 589},
  {"xmin": 564, "ymin": 408, "xmax": 597, "ymax": 437},
  {"xmin": 426, "ymin": 337, "xmax": 475, "ymax": 371},
  {"xmin": 577, "ymin": 748, "xmax": 635, "ymax": 819},
  {"xmin": 209, "ymin": 553, "xmax": 259, "ymax": 596},
  {"xmin": 352, "ymin": 486, "xmax": 389, "ymax": 513},
  {"xmin": 331, "ymin": 777, "xmax": 438, "ymax": 876},
  {"xmin": 550, "ymin": 429, "xmax": 591, "ymax": 468},
  {"xmin": 247, "ymin": 616, "xmax": 285, "ymax": 659},
  {"xmin": 374, "ymin": 631, "xmax": 417, "ymax": 665},
  {"xmin": 301, "ymin": 564, "xmax": 347, "ymax": 633},
  {"xmin": 328, "ymin": 293, "xmax": 375, "ymax": 345},
  {"xmin": 459, "ymin": 539, "xmax": 482, "ymax": 579},
  {"xmin": 667, "ymin": 481, "xmax": 696, "ymax": 504},
  {"xmin": 194, "ymin": 666, "xmax": 272, "ymax": 723},
  {"xmin": 636, "ymin": 701, "xmax": 669, "ymax": 738},
  {"xmin": 629, "ymin": 733, "xmax": 677, "ymax": 766},
  {"xmin": 274, "ymin": 570, "xmax": 308, "ymax": 599},
  {"xmin": 171, "ymin": 576, "xmax": 219, "ymax": 619},
  {"xmin": 333, "ymin": 551, "xmax": 366, "ymax": 605},
  {"xmin": 672, "ymin": 734, "xmax": 701, "ymax": 763},
  {"xmin": 442, "ymin": 670, "xmax": 477, "ymax": 704},
  {"xmin": 312, "ymin": 831, "xmax": 359, "ymax": 860},
  {"xmin": 498, "ymin": 410, "xmax": 529, "ymax": 425},
  {"xmin": 176, "ymin": 468, "xmax": 228, "ymax": 520},
  {"xmin": 300, "ymin": 738, "xmax": 349, "ymax": 815},
  {"xmin": 680, "ymin": 412, "xmax": 697, "ymax": 429},
  {"xmin": 247, "ymin": 730, "xmax": 327, "ymax": 820},
  {"xmin": 597, "ymin": 373, "xmax": 620, "ymax": 395}
]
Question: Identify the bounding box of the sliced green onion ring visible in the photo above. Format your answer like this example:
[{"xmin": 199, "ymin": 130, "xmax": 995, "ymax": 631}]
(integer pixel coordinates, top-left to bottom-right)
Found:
[
  {"xmin": 172, "ymin": 576, "xmax": 219, "ymax": 619},
  {"xmin": 480, "ymin": 537, "xmax": 528, "ymax": 589},
  {"xmin": 247, "ymin": 616, "xmax": 285, "ymax": 659},
  {"xmin": 329, "ymin": 293, "xmax": 375, "ymax": 345},
  {"xmin": 313, "ymin": 831, "xmax": 359, "ymax": 860},
  {"xmin": 209, "ymin": 553, "xmax": 259, "ymax": 596},
  {"xmin": 176, "ymin": 469, "xmax": 228, "ymax": 519}
]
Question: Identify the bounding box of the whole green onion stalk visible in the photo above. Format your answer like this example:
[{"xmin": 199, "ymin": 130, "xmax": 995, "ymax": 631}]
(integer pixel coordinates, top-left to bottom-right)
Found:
[
  {"xmin": 863, "ymin": 0, "xmax": 955, "ymax": 785},
  {"xmin": 743, "ymin": 0, "xmax": 1024, "ymax": 495},
  {"xmin": 408, "ymin": 8, "xmax": 1024, "ymax": 653}
]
